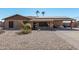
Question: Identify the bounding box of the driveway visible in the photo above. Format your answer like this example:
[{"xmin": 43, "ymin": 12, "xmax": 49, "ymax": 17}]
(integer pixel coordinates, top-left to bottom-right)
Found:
[{"xmin": 0, "ymin": 30, "xmax": 77, "ymax": 50}]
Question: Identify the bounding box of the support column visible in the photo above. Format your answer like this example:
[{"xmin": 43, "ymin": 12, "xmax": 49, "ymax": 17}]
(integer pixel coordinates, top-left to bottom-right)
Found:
[
  {"xmin": 49, "ymin": 21, "xmax": 53, "ymax": 31},
  {"xmin": 36, "ymin": 23, "xmax": 39, "ymax": 30},
  {"xmin": 70, "ymin": 20, "xmax": 73, "ymax": 30},
  {"xmin": 74, "ymin": 20, "xmax": 76, "ymax": 27}
]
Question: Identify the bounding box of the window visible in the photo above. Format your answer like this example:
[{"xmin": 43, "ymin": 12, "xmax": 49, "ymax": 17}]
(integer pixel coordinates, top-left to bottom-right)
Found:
[{"xmin": 9, "ymin": 21, "xmax": 14, "ymax": 28}]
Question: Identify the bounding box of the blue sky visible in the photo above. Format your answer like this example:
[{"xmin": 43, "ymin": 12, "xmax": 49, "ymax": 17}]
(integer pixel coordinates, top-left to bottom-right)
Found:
[{"xmin": 0, "ymin": 8, "xmax": 79, "ymax": 20}]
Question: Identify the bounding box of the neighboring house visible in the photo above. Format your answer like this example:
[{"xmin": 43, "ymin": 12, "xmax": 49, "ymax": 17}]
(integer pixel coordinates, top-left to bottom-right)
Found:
[{"xmin": 2, "ymin": 14, "xmax": 76, "ymax": 30}]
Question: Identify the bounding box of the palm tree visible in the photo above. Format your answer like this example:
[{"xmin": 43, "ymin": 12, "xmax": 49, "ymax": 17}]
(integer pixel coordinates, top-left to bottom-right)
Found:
[
  {"xmin": 36, "ymin": 10, "xmax": 40, "ymax": 16},
  {"xmin": 42, "ymin": 11, "xmax": 45, "ymax": 16}
]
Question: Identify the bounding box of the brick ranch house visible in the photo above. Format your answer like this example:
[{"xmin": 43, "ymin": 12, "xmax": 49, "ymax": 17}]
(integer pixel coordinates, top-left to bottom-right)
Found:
[{"xmin": 2, "ymin": 14, "xmax": 76, "ymax": 30}]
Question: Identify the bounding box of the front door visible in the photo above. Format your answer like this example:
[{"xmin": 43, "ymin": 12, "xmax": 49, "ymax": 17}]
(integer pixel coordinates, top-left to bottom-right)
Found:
[{"xmin": 9, "ymin": 21, "xmax": 14, "ymax": 28}]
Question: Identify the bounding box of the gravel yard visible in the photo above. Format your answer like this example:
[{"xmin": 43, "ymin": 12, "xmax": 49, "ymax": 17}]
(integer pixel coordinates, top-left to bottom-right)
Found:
[{"xmin": 0, "ymin": 30, "xmax": 77, "ymax": 50}]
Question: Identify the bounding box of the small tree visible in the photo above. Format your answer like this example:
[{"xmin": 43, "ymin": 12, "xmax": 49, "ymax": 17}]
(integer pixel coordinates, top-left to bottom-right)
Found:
[{"xmin": 22, "ymin": 23, "xmax": 32, "ymax": 34}]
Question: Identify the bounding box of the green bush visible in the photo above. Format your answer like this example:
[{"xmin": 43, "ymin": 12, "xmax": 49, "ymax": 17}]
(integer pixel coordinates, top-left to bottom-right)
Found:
[{"xmin": 22, "ymin": 23, "xmax": 32, "ymax": 34}]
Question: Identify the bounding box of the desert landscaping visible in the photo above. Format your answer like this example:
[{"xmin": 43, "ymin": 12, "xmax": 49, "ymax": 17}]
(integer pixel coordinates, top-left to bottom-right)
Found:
[{"xmin": 0, "ymin": 29, "xmax": 79, "ymax": 50}]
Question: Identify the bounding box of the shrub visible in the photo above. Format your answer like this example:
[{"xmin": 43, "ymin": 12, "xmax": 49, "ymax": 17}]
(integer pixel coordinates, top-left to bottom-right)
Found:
[{"xmin": 22, "ymin": 23, "xmax": 32, "ymax": 34}]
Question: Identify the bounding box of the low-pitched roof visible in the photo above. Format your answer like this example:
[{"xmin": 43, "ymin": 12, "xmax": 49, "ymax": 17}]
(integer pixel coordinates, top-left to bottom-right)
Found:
[
  {"xmin": 32, "ymin": 16, "xmax": 76, "ymax": 21},
  {"xmin": 3, "ymin": 14, "xmax": 31, "ymax": 20},
  {"xmin": 2, "ymin": 14, "xmax": 76, "ymax": 21}
]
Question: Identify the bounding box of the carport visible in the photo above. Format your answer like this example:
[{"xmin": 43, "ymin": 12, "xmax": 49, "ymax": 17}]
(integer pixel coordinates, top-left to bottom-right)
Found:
[{"xmin": 31, "ymin": 17, "xmax": 76, "ymax": 30}]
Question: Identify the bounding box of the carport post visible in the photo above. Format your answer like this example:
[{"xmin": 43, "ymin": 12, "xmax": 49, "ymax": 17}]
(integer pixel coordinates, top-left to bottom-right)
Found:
[
  {"xmin": 49, "ymin": 21, "xmax": 53, "ymax": 31},
  {"xmin": 70, "ymin": 20, "xmax": 73, "ymax": 30}
]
